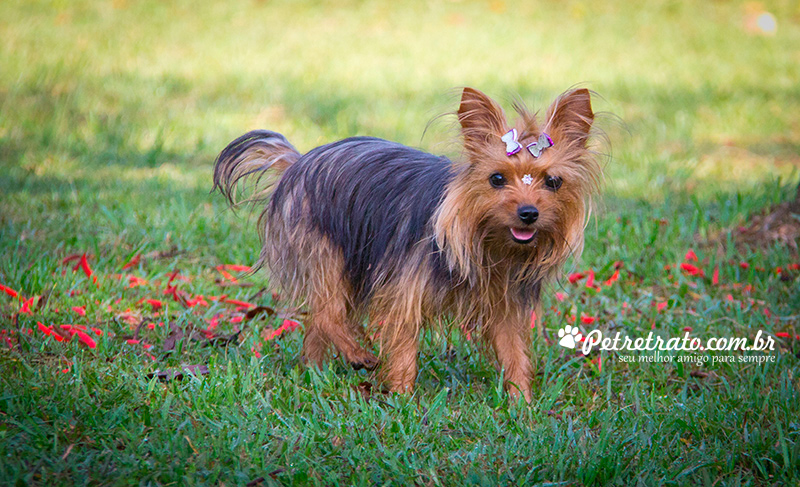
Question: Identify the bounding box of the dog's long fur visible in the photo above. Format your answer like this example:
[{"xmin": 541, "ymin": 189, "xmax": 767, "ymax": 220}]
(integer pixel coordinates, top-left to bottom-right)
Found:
[{"xmin": 213, "ymin": 87, "xmax": 600, "ymax": 401}]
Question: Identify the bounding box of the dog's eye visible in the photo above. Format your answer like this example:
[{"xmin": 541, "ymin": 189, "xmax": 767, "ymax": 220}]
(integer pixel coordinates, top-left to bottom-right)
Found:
[
  {"xmin": 544, "ymin": 175, "xmax": 562, "ymax": 191},
  {"xmin": 489, "ymin": 173, "xmax": 507, "ymax": 188}
]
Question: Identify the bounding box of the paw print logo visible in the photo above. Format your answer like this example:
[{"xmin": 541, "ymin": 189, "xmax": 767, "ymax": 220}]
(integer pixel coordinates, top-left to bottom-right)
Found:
[{"xmin": 557, "ymin": 325, "xmax": 582, "ymax": 349}]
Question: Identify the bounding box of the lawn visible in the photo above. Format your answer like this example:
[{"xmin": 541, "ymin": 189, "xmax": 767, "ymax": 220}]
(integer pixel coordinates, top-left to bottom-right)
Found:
[{"xmin": 1, "ymin": 0, "xmax": 800, "ymax": 485}]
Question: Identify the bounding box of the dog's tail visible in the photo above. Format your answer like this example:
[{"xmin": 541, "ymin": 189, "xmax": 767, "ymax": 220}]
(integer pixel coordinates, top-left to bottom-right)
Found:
[{"xmin": 212, "ymin": 130, "xmax": 300, "ymax": 207}]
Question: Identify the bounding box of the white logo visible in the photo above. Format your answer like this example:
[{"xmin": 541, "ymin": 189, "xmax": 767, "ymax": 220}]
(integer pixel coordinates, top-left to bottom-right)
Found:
[{"xmin": 557, "ymin": 325, "xmax": 582, "ymax": 349}]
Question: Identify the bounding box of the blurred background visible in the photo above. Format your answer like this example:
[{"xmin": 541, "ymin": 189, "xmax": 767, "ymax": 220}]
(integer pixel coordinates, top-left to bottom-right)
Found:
[{"xmin": 0, "ymin": 0, "xmax": 798, "ymax": 261}]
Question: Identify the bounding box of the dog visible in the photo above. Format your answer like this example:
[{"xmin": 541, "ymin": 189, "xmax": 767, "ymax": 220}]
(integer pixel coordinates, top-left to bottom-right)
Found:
[{"xmin": 213, "ymin": 87, "xmax": 600, "ymax": 401}]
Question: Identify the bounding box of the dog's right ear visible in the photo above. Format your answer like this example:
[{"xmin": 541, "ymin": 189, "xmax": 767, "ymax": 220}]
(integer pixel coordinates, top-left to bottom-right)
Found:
[{"xmin": 458, "ymin": 87, "xmax": 508, "ymax": 151}]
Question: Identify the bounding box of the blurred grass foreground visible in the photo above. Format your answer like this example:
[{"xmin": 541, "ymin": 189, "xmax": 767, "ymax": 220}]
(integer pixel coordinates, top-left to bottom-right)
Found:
[{"xmin": 1, "ymin": 0, "xmax": 800, "ymax": 485}]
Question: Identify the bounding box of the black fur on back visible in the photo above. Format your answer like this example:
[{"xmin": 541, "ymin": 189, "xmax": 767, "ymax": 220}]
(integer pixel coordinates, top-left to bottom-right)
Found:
[{"xmin": 269, "ymin": 137, "xmax": 455, "ymax": 302}]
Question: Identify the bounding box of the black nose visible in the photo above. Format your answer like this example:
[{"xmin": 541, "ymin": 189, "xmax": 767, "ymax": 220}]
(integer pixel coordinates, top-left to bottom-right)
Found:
[{"xmin": 517, "ymin": 205, "xmax": 539, "ymax": 225}]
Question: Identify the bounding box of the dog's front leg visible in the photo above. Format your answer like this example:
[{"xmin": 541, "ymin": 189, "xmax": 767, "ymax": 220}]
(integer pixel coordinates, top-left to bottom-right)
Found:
[
  {"xmin": 485, "ymin": 310, "xmax": 533, "ymax": 402},
  {"xmin": 382, "ymin": 323, "xmax": 420, "ymax": 394}
]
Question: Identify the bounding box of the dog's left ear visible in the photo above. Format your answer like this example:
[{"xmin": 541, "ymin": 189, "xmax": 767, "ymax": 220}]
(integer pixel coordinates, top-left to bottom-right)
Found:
[
  {"xmin": 458, "ymin": 87, "xmax": 508, "ymax": 151},
  {"xmin": 545, "ymin": 88, "xmax": 594, "ymax": 145}
]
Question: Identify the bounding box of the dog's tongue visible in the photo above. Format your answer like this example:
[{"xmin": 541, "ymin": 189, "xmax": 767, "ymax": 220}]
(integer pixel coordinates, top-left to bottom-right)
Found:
[{"xmin": 511, "ymin": 227, "xmax": 535, "ymax": 241}]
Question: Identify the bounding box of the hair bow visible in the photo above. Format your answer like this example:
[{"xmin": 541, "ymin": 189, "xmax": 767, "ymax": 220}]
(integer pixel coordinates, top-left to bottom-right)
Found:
[{"xmin": 526, "ymin": 133, "xmax": 554, "ymax": 158}]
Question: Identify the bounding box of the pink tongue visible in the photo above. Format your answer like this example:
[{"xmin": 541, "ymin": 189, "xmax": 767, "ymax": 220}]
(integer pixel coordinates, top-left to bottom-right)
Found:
[{"xmin": 511, "ymin": 228, "xmax": 535, "ymax": 241}]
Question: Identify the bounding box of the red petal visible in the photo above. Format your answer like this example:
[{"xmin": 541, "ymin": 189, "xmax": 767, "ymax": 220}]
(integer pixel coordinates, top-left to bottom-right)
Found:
[
  {"xmin": 684, "ymin": 249, "xmax": 698, "ymax": 262},
  {"xmin": 128, "ymin": 275, "xmax": 148, "ymax": 288},
  {"xmin": 581, "ymin": 315, "xmax": 596, "ymax": 325},
  {"xmin": 61, "ymin": 254, "xmax": 82, "ymax": 265},
  {"xmin": 655, "ymin": 301, "xmax": 668, "ymax": 312},
  {"xmin": 37, "ymin": 322, "xmax": 53, "ymax": 336},
  {"xmin": 585, "ymin": 270, "xmax": 595, "ymax": 288},
  {"xmin": 568, "ymin": 272, "xmax": 585, "ymax": 284},
  {"xmin": 281, "ymin": 319, "xmax": 300, "ymax": 332},
  {"xmin": 0, "ymin": 283, "xmax": 19, "ymax": 299},
  {"xmin": 224, "ymin": 298, "xmax": 255, "ymax": 308},
  {"xmin": 74, "ymin": 330, "xmax": 97, "ymax": 348},
  {"xmin": 604, "ymin": 269, "xmax": 620, "ymax": 287},
  {"xmin": 19, "ymin": 297, "xmax": 34, "ymax": 315},
  {"xmin": 555, "ymin": 292, "xmax": 567, "ymax": 302},
  {"xmin": 739, "ymin": 262, "xmax": 750, "ymax": 269},
  {"xmin": 775, "ymin": 332, "xmax": 790, "ymax": 338},
  {"xmin": 712, "ymin": 266, "xmax": 719, "ymax": 285},
  {"xmin": 71, "ymin": 306, "xmax": 87, "ymax": 317},
  {"xmin": 121, "ymin": 254, "xmax": 141, "ymax": 270},
  {"xmin": 145, "ymin": 299, "xmax": 163, "ymax": 311},
  {"xmin": 215, "ymin": 266, "xmax": 237, "ymax": 282},
  {"xmin": 530, "ymin": 310, "xmax": 537, "ymax": 329},
  {"xmin": 221, "ymin": 264, "xmax": 251, "ymax": 272},
  {"xmin": 77, "ymin": 254, "xmax": 93, "ymax": 278},
  {"xmin": 680, "ymin": 263, "xmax": 704, "ymax": 276}
]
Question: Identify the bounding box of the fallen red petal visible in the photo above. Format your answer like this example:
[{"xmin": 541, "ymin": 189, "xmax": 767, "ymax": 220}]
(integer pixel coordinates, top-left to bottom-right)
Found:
[
  {"xmin": 585, "ymin": 270, "xmax": 595, "ymax": 289},
  {"xmin": 680, "ymin": 263, "xmax": 704, "ymax": 277},
  {"xmin": 0, "ymin": 283, "xmax": 20, "ymax": 299},
  {"xmin": 37, "ymin": 322, "xmax": 53, "ymax": 336},
  {"xmin": 73, "ymin": 330, "xmax": 97, "ymax": 348},
  {"xmin": 121, "ymin": 254, "xmax": 141, "ymax": 270},
  {"xmin": 61, "ymin": 254, "xmax": 82, "ymax": 265},
  {"xmin": 71, "ymin": 306, "xmax": 86, "ymax": 317},
  {"xmin": 215, "ymin": 266, "xmax": 237, "ymax": 282},
  {"xmin": 281, "ymin": 319, "xmax": 300, "ymax": 332},
  {"xmin": 221, "ymin": 264, "xmax": 251, "ymax": 272},
  {"xmin": 128, "ymin": 275, "xmax": 148, "ymax": 288},
  {"xmin": 19, "ymin": 297, "xmax": 34, "ymax": 315},
  {"xmin": 604, "ymin": 269, "xmax": 620, "ymax": 287},
  {"xmin": 224, "ymin": 298, "xmax": 255, "ymax": 308},
  {"xmin": 568, "ymin": 272, "xmax": 585, "ymax": 284}
]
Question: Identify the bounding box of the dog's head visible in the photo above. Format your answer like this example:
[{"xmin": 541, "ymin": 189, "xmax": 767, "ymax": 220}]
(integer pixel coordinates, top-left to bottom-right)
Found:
[{"xmin": 435, "ymin": 87, "xmax": 601, "ymax": 280}]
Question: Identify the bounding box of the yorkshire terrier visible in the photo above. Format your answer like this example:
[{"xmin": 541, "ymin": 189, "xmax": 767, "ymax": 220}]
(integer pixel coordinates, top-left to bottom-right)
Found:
[{"xmin": 213, "ymin": 87, "xmax": 599, "ymax": 401}]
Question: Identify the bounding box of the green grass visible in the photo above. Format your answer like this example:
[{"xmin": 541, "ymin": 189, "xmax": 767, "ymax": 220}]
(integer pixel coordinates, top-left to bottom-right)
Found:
[{"xmin": 1, "ymin": 0, "xmax": 800, "ymax": 485}]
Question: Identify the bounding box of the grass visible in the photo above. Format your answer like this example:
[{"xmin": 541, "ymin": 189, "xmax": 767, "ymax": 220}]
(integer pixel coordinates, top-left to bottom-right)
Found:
[{"xmin": 1, "ymin": 0, "xmax": 800, "ymax": 485}]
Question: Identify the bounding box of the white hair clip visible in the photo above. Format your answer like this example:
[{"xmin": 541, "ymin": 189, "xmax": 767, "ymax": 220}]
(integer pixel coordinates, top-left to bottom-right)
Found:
[
  {"xmin": 521, "ymin": 174, "xmax": 533, "ymax": 185},
  {"xmin": 501, "ymin": 129, "xmax": 522, "ymax": 156}
]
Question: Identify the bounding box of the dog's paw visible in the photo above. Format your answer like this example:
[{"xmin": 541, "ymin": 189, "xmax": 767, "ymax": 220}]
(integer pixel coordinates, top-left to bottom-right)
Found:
[{"xmin": 349, "ymin": 353, "xmax": 379, "ymax": 371}]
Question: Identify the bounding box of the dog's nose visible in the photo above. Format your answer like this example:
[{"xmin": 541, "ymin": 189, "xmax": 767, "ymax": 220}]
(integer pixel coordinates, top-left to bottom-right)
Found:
[{"xmin": 517, "ymin": 205, "xmax": 539, "ymax": 225}]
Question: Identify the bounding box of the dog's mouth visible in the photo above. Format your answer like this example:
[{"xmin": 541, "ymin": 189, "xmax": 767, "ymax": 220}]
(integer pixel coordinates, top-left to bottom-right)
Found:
[{"xmin": 509, "ymin": 227, "xmax": 537, "ymax": 244}]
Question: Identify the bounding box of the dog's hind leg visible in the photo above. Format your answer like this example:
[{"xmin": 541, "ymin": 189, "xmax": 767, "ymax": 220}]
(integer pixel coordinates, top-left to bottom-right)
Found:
[{"xmin": 303, "ymin": 237, "xmax": 378, "ymax": 371}]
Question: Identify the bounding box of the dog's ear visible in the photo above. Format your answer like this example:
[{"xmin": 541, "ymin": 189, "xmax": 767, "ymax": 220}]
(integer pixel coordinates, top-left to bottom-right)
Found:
[
  {"xmin": 458, "ymin": 87, "xmax": 508, "ymax": 151},
  {"xmin": 545, "ymin": 88, "xmax": 594, "ymax": 145}
]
